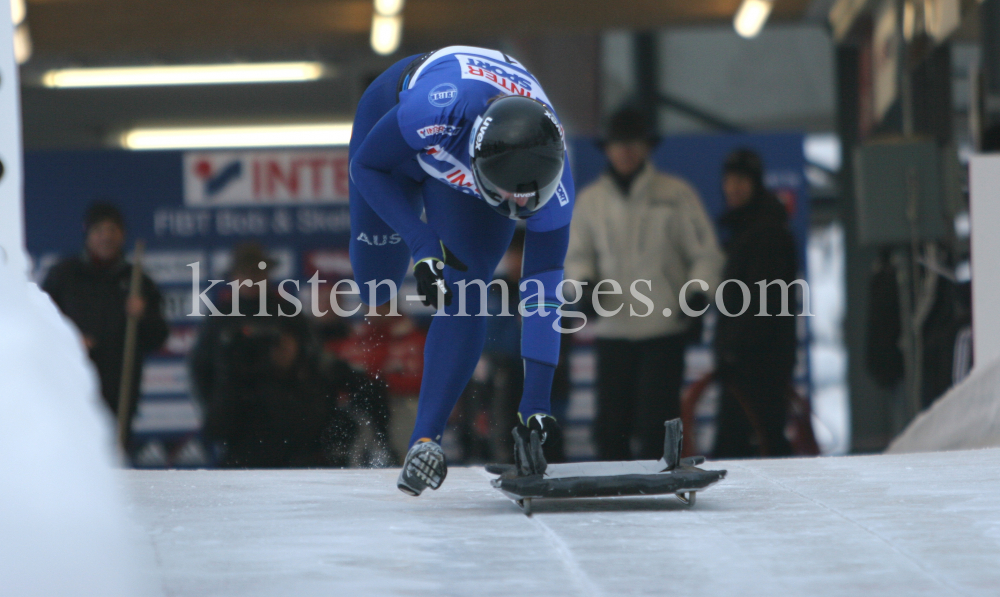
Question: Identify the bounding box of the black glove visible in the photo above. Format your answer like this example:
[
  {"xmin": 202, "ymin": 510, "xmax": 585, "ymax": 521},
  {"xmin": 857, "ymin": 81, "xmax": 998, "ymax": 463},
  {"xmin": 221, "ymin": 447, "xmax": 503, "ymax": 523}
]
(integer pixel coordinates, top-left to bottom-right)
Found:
[
  {"xmin": 413, "ymin": 242, "xmax": 468, "ymax": 308},
  {"xmin": 512, "ymin": 414, "xmax": 559, "ymax": 476}
]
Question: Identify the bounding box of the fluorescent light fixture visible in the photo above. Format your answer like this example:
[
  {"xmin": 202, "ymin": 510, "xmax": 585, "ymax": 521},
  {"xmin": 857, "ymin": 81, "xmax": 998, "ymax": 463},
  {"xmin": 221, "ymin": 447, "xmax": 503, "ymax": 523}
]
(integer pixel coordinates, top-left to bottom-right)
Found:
[
  {"xmin": 734, "ymin": 0, "xmax": 773, "ymax": 39},
  {"xmin": 371, "ymin": 14, "xmax": 402, "ymax": 55},
  {"xmin": 120, "ymin": 123, "xmax": 353, "ymax": 150},
  {"xmin": 42, "ymin": 62, "xmax": 325, "ymax": 88},
  {"xmin": 14, "ymin": 24, "xmax": 31, "ymax": 65},
  {"xmin": 374, "ymin": 0, "xmax": 404, "ymax": 16},
  {"xmin": 11, "ymin": 0, "xmax": 25, "ymax": 25}
]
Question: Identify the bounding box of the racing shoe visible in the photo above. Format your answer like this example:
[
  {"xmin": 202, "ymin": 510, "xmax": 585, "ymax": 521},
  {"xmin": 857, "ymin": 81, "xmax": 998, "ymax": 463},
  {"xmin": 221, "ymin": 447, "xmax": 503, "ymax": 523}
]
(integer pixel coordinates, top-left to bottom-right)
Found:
[
  {"xmin": 512, "ymin": 414, "xmax": 560, "ymax": 477},
  {"xmin": 397, "ymin": 438, "xmax": 447, "ymax": 496}
]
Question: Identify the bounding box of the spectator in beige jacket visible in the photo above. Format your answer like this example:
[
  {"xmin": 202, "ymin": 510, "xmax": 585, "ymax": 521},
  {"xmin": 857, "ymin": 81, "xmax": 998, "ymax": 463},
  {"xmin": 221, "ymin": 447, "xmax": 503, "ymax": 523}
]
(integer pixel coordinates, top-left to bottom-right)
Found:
[{"xmin": 565, "ymin": 107, "xmax": 724, "ymax": 460}]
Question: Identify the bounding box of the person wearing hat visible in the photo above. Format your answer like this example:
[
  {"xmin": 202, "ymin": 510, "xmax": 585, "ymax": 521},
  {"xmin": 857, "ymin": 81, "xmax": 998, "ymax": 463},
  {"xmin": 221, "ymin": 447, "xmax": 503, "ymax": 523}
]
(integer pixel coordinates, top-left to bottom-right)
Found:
[
  {"xmin": 712, "ymin": 148, "xmax": 797, "ymax": 458},
  {"xmin": 42, "ymin": 201, "xmax": 169, "ymax": 443},
  {"xmin": 565, "ymin": 107, "xmax": 724, "ymax": 461}
]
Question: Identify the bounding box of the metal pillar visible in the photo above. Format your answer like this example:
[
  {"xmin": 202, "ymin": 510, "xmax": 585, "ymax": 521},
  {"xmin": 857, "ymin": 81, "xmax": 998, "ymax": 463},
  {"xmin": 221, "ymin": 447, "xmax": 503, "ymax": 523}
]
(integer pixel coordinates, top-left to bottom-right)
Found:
[
  {"xmin": 838, "ymin": 44, "xmax": 898, "ymax": 452},
  {"xmin": 633, "ymin": 32, "xmax": 659, "ymax": 133}
]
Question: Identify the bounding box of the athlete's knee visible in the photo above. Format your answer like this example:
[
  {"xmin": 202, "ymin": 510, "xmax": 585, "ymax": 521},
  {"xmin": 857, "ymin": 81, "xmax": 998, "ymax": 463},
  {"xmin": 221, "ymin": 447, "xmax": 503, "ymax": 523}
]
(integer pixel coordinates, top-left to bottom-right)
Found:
[
  {"xmin": 350, "ymin": 241, "xmax": 409, "ymax": 306},
  {"xmin": 350, "ymin": 262, "xmax": 399, "ymax": 307},
  {"xmin": 447, "ymin": 275, "xmax": 490, "ymax": 315}
]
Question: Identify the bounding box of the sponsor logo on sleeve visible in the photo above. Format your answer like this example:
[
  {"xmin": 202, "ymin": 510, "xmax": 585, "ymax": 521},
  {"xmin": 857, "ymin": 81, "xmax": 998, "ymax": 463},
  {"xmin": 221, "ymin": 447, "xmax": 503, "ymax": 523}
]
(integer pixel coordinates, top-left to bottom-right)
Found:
[
  {"xmin": 555, "ymin": 184, "xmax": 569, "ymax": 207},
  {"xmin": 456, "ymin": 54, "xmax": 534, "ymax": 97},
  {"xmin": 418, "ymin": 145, "xmax": 479, "ymax": 196},
  {"xmin": 416, "ymin": 124, "xmax": 462, "ymax": 139},
  {"xmin": 428, "ymin": 83, "xmax": 459, "ymax": 107}
]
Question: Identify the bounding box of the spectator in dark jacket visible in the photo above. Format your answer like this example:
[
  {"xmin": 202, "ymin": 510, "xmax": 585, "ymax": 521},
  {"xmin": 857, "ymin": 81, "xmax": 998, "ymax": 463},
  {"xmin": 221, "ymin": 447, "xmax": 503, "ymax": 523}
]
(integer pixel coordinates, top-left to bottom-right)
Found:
[
  {"xmin": 189, "ymin": 243, "xmax": 389, "ymax": 467},
  {"xmin": 43, "ymin": 202, "xmax": 169, "ymax": 439},
  {"xmin": 712, "ymin": 149, "xmax": 797, "ymax": 458}
]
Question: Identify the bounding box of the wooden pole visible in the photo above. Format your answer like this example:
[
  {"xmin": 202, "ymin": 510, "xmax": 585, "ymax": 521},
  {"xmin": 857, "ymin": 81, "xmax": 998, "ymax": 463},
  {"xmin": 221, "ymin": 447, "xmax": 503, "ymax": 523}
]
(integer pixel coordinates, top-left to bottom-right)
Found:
[{"xmin": 116, "ymin": 239, "xmax": 145, "ymax": 451}]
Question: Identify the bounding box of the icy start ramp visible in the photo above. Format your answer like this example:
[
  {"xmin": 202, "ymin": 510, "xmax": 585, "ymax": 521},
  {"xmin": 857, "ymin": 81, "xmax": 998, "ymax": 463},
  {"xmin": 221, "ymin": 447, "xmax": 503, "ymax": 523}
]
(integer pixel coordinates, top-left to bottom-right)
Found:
[{"xmin": 127, "ymin": 449, "xmax": 1000, "ymax": 597}]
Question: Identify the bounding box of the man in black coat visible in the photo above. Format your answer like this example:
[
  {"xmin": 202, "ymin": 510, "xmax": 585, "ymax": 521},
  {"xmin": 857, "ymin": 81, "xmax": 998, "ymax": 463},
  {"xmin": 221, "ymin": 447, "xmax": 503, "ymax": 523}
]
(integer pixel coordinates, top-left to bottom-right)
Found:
[
  {"xmin": 712, "ymin": 149, "xmax": 797, "ymax": 458},
  {"xmin": 43, "ymin": 202, "xmax": 169, "ymax": 439}
]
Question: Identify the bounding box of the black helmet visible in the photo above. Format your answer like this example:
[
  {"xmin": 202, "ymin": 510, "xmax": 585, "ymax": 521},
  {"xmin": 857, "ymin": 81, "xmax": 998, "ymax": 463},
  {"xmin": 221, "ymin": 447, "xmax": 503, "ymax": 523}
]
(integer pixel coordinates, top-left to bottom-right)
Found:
[{"xmin": 470, "ymin": 96, "xmax": 566, "ymax": 219}]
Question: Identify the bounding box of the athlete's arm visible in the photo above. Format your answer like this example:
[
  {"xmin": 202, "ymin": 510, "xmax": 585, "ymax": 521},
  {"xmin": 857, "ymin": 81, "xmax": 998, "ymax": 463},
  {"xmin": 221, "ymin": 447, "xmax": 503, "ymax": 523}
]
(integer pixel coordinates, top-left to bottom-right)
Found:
[
  {"xmin": 350, "ymin": 105, "xmax": 442, "ymax": 263},
  {"xmin": 517, "ymin": 223, "xmax": 571, "ymax": 419}
]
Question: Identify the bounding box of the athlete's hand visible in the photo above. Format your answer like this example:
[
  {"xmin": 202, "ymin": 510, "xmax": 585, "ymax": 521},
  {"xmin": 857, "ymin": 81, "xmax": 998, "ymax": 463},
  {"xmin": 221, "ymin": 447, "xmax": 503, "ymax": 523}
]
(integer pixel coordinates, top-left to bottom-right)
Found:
[{"xmin": 414, "ymin": 242, "xmax": 468, "ymax": 308}]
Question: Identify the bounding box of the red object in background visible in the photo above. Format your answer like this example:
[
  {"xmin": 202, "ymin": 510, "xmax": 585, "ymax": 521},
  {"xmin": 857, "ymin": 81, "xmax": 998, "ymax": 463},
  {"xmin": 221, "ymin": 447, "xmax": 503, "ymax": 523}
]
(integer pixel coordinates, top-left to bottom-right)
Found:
[
  {"xmin": 680, "ymin": 371, "xmax": 820, "ymax": 457},
  {"xmin": 158, "ymin": 325, "xmax": 200, "ymax": 357},
  {"xmin": 330, "ymin": 317, "xmax": 426, "ymax": 397},
  {"xmin": 195, "ymin": 160, "xmax": 213, "ymax": 179},
  {"xmin": 774, "ymin": 188, "xmax": 797, "ymax": 218},
  {"xmin": 303, "ymin": 249, "xmax": 353, "ymax": 281}
]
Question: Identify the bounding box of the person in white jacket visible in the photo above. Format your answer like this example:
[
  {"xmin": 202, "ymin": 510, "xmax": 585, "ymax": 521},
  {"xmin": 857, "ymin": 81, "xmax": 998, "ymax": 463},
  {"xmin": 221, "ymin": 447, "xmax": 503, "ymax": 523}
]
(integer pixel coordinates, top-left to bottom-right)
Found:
[{"xmin": 565, "ymin": 107, "xmax": 724, "ymax": 460}]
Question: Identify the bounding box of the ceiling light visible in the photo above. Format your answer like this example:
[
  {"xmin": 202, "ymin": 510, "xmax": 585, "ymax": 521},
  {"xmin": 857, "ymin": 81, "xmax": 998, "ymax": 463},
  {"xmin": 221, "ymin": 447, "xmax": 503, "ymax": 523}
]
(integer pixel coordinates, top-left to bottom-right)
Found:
[
  {"xmin": 120, "ymin": 123, "xmax": 353, "ymax": 150},
  {"xmin": 371, "ymin": 14, "xmax": 402, "ymax": 55},
  {"xmin": 11, "ymin": 0, "xmax": 25, "ymax": 25},
  {"xmin": 42, "ymin": 62, "xmax": 326, "ymax": 88},
  {"xmin": 374, "ymin": 0, "xmax": 404, "ymax": 16},
  {"xmin": 14, "ymin": 25, "xmax": 31, "ymax": 65},
  {"xmin": 734, "ymin": 0, "xmax": 773, "ymax": 39}
]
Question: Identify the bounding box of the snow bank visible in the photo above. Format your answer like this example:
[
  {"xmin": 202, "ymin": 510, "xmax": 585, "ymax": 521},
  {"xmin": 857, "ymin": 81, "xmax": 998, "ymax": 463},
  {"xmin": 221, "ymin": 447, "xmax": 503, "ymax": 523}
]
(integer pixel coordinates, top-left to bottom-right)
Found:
[
  {"xmin": 887, "ymin": 356, "xmax": 1000, "ymax": 454},
  {"xmin": 0, "ymin": 264, "xmax": 154, "ymax": 596}
]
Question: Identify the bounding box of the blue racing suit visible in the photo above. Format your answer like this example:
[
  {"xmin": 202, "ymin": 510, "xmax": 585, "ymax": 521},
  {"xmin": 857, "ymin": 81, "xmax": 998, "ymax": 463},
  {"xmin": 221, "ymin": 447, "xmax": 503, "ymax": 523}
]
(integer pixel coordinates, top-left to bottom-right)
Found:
[{"xmin": 348, "ymin": 46, "xmax": 575, "ymax": 447}]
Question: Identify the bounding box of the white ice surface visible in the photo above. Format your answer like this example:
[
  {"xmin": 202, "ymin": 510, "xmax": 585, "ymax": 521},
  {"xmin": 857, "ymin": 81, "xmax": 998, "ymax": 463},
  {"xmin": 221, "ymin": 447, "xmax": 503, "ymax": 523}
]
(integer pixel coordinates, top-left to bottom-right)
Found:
[{"xmin": 127, "ymin": 448, "xmax": 1000, "ymax": 597}]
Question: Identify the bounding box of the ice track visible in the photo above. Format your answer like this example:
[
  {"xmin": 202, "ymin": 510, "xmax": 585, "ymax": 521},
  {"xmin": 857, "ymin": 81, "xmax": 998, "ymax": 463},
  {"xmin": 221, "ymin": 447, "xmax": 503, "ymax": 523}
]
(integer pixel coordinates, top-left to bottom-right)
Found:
[{"xmin": 127, "ymin": 449, "xmax": 1000, "ymax": 597}]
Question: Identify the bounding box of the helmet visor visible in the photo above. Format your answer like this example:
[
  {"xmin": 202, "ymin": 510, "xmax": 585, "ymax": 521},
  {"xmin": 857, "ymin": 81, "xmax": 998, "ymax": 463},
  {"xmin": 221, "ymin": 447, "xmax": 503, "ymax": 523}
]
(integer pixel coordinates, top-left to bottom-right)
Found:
[{"xmin": 472, "ymin": 156, "xmax": 564, "ymax": 220}]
